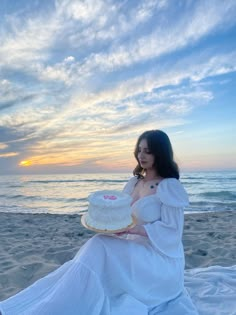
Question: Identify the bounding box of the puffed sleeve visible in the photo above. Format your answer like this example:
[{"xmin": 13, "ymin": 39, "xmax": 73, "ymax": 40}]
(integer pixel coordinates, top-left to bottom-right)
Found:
[
  {"xmin": 143, "ymin": 178, "xmax": 189, "ymax": 258},
  {"xmin": 122, "ymin": 176, "xmax": 139, "ymax": 195}
]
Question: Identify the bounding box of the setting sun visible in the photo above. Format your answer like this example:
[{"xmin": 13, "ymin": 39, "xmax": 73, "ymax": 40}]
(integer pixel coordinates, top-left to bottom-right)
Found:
[{"xmin": 19, "ymin": 160, "xmax": 32, "ymax": 167}]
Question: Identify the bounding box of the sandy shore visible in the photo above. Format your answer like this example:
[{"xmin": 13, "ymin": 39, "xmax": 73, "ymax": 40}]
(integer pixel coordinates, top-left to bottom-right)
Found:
[{"xmin": 0, "ymin": 210, "xmax": 235, "ymax": 301}]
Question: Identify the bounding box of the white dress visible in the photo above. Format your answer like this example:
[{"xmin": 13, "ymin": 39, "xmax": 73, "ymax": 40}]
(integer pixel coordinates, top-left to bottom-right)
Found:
[{"xmin": 0, "ymin": 178, "xmax": 199, "ymax": 315}]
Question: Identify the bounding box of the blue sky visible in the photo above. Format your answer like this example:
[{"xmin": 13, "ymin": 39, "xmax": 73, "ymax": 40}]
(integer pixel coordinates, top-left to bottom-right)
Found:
[{"xmin": 0, "ymin": 0, "xmax": 236, "ymax": 175}]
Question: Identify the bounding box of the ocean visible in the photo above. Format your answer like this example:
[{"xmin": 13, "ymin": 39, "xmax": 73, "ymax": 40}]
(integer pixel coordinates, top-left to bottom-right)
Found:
[{"xmin": 0, "ymin": 171, "xmax": 235, "ymax": 215}]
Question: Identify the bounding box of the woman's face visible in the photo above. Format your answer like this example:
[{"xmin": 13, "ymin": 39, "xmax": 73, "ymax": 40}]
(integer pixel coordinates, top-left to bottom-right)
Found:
[{"xmin": 137, "ymin": 139, "xmax": 155, "ymax": 170}]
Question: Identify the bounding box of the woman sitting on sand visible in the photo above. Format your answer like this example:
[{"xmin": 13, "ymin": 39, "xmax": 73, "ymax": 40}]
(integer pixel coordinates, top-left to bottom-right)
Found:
[{"xmin": 0, "ymin": 130, "xmax": 198, "ymax": 315}]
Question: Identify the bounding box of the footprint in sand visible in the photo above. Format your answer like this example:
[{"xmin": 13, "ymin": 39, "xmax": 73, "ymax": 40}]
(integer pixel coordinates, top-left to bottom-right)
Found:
[{"xmin": 193, "ymin": 249, "xmax": 208, "ymax": 256}]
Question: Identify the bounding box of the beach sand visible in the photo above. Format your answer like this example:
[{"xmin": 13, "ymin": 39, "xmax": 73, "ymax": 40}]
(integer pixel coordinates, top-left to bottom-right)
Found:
[{"xmin": 0, "ymin": 210, "xmax": 235, "ymax": 301}]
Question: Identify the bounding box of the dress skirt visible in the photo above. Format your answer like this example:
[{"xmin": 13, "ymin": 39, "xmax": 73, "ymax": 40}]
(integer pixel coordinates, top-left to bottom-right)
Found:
[{"xmin": 0, "ymin": 234, "xmax": 185, "ymax": 315}]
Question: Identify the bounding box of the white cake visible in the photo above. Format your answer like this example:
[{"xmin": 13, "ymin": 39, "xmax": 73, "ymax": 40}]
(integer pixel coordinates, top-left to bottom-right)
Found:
[{"xmin": 84, "ymin": 190, "xmax": 133, "ymax": 231}]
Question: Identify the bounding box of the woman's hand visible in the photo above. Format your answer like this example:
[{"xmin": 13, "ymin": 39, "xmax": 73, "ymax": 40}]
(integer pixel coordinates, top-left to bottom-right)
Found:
[
  {"xmin": 115, "ymin": 225, "xmax": 147, "ymax": 237},
  {"xmin": 126, "ymin": 225, "xmax": 147, "ymax": 236}
]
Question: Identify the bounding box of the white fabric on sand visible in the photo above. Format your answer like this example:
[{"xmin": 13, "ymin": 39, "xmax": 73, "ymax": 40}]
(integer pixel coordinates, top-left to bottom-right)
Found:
[{"xmin": 0, "ymin": 178, "xmax": 235, "ymax": 315}]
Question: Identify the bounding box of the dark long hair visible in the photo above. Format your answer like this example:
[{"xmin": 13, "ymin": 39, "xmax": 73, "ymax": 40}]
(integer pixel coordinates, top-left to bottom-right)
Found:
[{"xmin": 133, "ymin": 130, "xmax": 179, "ymax": 179}]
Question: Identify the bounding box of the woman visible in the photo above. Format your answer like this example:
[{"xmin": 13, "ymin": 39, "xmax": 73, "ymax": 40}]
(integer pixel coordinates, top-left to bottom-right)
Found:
[{"xmin": 0, "ymin": 130, "xmax": 198, "ymax": 315}]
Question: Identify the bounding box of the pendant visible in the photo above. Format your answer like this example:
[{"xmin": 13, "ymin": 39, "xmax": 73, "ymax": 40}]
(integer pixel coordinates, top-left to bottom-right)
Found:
[{"xmin": 150, "ymin": 183, "xmax": 159, "ymax": 189}]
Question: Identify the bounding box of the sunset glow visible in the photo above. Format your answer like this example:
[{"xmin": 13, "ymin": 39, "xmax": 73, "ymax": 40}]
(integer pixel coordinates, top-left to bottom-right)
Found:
[{"xmin": 19, "ymin": 161, "xmax": 32, "ymax": 167}]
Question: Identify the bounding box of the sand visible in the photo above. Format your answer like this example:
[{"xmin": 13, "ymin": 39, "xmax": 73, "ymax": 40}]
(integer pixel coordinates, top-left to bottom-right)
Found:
[{"xmin": 0, "ymin": 210, "xmax": 235, "ymax": 301}]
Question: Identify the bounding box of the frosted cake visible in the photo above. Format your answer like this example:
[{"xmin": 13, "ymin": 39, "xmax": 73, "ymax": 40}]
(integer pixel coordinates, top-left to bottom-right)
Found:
[{"xmin": 82, "ymin": 190, "xmax": 134, "ymax": 231}]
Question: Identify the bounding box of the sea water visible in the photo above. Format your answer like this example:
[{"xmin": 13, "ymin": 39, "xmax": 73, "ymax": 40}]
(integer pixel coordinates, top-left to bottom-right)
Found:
[{"xmin": 0, "ymin": 171, "xmax": 235, "ymax": 215}]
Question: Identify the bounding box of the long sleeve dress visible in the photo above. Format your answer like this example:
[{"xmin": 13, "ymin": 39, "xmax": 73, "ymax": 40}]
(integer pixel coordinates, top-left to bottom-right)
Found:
[{"xmin": 0, "ymin": 177, "xmax": 199, "ymax": 315}]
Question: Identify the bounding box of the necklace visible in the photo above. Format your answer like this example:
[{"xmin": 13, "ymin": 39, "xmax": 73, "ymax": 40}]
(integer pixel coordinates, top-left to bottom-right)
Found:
[
  {"xmin": 141, "ymin": 178, "xmax": 159, "ymax": 189},
  {"xmin": 150, "ymin": 182, "xmax": 159, "ymax": 189}
]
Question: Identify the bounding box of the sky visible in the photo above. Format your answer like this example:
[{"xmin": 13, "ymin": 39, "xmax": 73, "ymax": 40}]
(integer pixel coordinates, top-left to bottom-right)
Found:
[{"xmin": 0, "ymin": 0, "xmax": 236, "ymax": 175}]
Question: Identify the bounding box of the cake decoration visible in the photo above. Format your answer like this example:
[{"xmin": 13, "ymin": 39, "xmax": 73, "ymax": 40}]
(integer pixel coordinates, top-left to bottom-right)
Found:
[{"xmin": 103, "ymin": 195, "xmax": 117, "ymax": 200}]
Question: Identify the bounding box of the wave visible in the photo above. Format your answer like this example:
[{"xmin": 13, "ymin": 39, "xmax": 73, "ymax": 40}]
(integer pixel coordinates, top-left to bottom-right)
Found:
[
  {"xmin": 189, "ymin": 201, "xmax": 236, "ymax": 213},
  {"xmin": 190, "ymin": 200, "xmax": 236, "ymax": 206},
  {"xmin": 199, "ymin": 191, "xmax": 236, "ymax": 199},
  {"xmin": 181, "ymin": 177, "xmax": 206, "ymax": 180},
  {"xmin": 27, "ymin": 179, "xmax": 126, "ymax": 184},
  {"xmin": 7, "ymin": 185, "xmax": 23, "ymax": 188},
  {"xmin": 182, "ymin": 181, "xmax": 203, "ymax": 185},
  {"xmin": 0, "ymin": 194, "xmax": 26, "ymax": 199},
  {"xmin": 182, "ymin": 176, "xmax": 236, "ymax": 181},
  {"xmin": 0, "ymin": 194, "xmax": 88, "ymax": 203},
  {"xmin": 0, "ymin": 206, "xmax": 82, "ymax": 215}
]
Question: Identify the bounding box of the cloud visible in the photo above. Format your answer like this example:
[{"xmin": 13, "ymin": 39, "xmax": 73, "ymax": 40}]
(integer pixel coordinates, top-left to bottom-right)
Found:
[
  {"xmin": 0, "ymin": 49, "xmax": 233, "ymax": 159},
  {"xmin": 0, "ymin": 0, "xmax": 164, "ymax": 75},
  {"xmin": 0, "ymin": 16, "xmax": 57, "ymax": 66},
  {"xmin": 0, "ymin": 126, "xmax": 25, "ymax": 142},
  {"xmin": 0, "ymin": 94, "xmax": 38, "ymax": 112},
  {"xmin": 0, "ymin": 152, "xmax": 18, "ymax": 158},
  {"xmin": 56, "ymin": 0, "xmax": 168, "ymax": 47},
  {"xmin": 0, "ymin": 0, "xmax": 235, "ymax": 92},
  {"xmin": 75, "ymin": 0, "xmax": 236, "ymax": 74},
  {"xmin": 98, "ymin": 50, "xmax": 235, "ymax": 103},
  {"xmin": 0, "ymin": 143, "xmax": 8, "ymax": 150},
  {"xmin": 18, "ymin": 49, "xmax": 226, "ymax": 156},
  {"xmin": 0, "ymin": 126, "xmax": 28, "ymax": 161}
]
